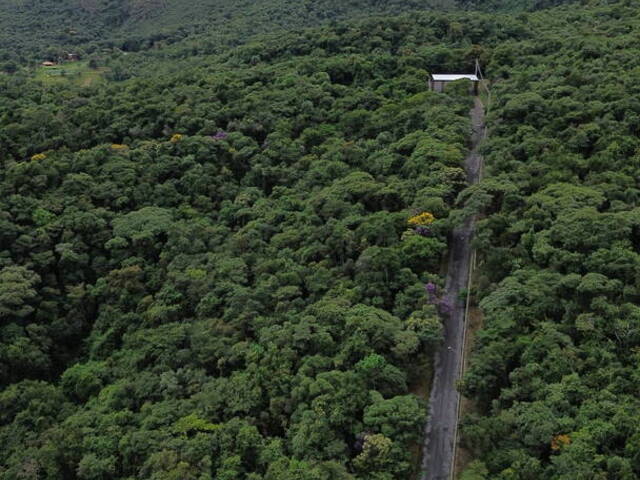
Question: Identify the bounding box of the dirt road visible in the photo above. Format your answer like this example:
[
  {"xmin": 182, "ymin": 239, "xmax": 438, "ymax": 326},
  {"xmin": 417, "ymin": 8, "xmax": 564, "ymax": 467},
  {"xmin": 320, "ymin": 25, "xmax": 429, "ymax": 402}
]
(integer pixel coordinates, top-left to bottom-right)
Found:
[{"xmin": 420, "ymin": 97, "xmax": 485, "ymax": 480}]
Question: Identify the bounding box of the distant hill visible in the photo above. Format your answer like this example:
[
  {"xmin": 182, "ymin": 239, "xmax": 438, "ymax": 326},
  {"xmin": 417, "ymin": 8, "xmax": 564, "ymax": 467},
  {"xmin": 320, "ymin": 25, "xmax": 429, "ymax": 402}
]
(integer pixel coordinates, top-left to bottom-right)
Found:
[
  {"xmin": 2, "ymin": 0, "xmax": 584, "ymax": 66},
  {"xmin": 1, "ymin": 0, "xmax": 458, "ymax": 64},
  {"xmin": 462, "ymin": 0, "xmax": 581, "ymax": 10}
]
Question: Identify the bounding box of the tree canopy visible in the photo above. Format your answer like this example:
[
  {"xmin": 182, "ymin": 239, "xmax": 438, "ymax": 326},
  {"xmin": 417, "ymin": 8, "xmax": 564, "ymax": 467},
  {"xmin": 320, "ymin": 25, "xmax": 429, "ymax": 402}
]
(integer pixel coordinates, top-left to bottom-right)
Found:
[
  {"xmin": 0, "ymin": 9, "xmax": 478, "ymax": 478},
  {"xmin": 2, "ymin": 0, "xmax": 640, "ymax": 478}
]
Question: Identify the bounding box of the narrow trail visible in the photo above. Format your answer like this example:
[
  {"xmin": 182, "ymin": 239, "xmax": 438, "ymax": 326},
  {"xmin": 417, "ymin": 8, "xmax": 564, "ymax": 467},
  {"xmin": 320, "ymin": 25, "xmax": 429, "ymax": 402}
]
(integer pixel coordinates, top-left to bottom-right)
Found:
[{"xmin": 420, "ymin": 97, "xmax": 485, "ymax": 480}]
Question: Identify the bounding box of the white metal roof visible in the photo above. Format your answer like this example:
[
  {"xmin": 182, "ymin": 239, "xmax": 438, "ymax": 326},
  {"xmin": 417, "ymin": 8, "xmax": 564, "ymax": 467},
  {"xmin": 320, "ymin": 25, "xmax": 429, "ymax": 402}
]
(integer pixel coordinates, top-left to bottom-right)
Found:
[{"xmin": 431, "ymin": 74, "xmax": 479, "ymax": 81}]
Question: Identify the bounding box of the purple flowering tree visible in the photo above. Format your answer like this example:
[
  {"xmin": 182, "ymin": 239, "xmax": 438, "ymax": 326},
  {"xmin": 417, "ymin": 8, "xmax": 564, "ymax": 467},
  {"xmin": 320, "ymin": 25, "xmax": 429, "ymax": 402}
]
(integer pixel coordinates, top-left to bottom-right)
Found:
[
  {"xmin": 425, "ymin": 282, "xmax": 437, "ymax": 295},
  {"xmin": 212, "ymin": 131, "xmax": 228, "ymax": 140},
  {"xmin": 424, "ymin": 282, "xmax": 453, "ymax": 315},
  {"xmin": 415, "ymin": 226, "xmax": 431, "ymax": 237},
  {"xmin": 438, "ymin": 297, "xmax": 453, "ymax": 314}
]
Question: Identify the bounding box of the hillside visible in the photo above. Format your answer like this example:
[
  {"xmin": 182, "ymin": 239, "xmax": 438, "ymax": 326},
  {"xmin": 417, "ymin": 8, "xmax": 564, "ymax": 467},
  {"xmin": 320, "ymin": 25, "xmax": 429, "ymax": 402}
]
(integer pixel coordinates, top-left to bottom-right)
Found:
[
  {"xmin": 0, "ymin": 0, "xmax": 452, "ymax": 65},
  {"xmin": 0, "ymin": 0, "xmax": 577, "ymax": 67},
  {"xmin": 2, "ymin": 0, "xmax": 640, "ymax": 479}
]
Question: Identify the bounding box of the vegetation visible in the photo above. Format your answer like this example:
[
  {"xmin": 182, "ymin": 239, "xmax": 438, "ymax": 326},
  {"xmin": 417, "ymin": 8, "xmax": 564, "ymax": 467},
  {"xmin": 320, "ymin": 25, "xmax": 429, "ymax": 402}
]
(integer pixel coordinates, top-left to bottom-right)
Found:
[
  {"xmin": 0, "ymin": 0, "xmax": 572, "ymax": 70},
  {"xmin": 0, "ymin": 0, "xmax": 453, "ymax": 66},
  {"xmin": 458, "ymin": 2, "xmax": 640, "ymax": 478},
  {"xmin": 0, "ymin": 12, "xmax": 479, "ymax": 479},
  {"xmin": 33, "ymin": 61, "xmax": 107, "ymax": 87},
  {"xmin": 2, "ymin": 0, "xmax": 640, "ymax": 478}
]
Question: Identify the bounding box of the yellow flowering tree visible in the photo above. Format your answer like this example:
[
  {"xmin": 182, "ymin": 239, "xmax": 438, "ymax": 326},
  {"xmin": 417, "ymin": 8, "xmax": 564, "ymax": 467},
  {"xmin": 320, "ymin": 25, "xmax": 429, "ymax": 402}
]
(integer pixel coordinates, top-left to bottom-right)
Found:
[
  {"xmin": 408, "ymin": 212, "xmax": 435, "ymax": 226},
  {"xmin": 551, "ymin": 434, "xmax": 571, "ymax": 451},
  {"xmin": 170, "ymin": 134, "xmax": 183, "ymax": 143},
  {"xmin": 30, "ymin": 153, "xmax": 47, "ymax": 161}
]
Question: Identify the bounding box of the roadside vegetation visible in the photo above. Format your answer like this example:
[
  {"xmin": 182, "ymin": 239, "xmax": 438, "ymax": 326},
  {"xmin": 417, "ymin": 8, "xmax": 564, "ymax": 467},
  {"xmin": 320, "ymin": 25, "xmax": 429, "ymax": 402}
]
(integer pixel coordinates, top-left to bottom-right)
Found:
[{"xmin": 459, "ymin": 2, "xmax": 640, "ymax": 478}]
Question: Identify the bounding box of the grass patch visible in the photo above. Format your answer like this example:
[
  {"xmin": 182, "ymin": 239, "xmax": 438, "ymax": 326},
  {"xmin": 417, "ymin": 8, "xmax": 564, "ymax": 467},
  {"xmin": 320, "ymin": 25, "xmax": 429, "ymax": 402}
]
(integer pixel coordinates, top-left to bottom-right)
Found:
[{"xmin": 35, "ymin": 61, "xmax": 108, "ymax": 86}]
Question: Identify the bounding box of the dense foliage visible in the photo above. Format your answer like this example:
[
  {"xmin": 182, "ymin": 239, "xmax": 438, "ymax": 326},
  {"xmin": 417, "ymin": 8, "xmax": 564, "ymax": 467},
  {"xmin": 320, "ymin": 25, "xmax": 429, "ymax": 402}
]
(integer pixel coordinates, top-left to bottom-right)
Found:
[
  {"xmin": 3, "ymin": 0, "xmax": 640, "ymax": 478},
  {"xmin": 459, "ymin": 2, "xmax": 640, "ymax": 478},
  {"xmin": 0, "ymin": 15, "xmax": 479, "ymax": 479},
  {"xmin": 0, "ymin": 0, "xmax": 569, "ymax": 71},
  {"xmin": 0, "ymin": 0, "xmax": 453, "ymax": 67}
]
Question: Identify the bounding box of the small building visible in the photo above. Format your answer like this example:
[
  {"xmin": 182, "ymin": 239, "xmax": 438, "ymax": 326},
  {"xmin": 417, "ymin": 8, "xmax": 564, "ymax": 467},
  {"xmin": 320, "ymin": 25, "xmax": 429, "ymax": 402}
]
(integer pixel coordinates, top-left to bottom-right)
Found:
[
  {"xmin": 429, "ymin": 74, "xmax": 479, "ymax": 94},
  {"xmin": 67, "ymin": 53, "xmax": 79, "ymax": 61},
  {"xmin": 42, "ymin": 61, "xmax": 56, "ymax": 67}
]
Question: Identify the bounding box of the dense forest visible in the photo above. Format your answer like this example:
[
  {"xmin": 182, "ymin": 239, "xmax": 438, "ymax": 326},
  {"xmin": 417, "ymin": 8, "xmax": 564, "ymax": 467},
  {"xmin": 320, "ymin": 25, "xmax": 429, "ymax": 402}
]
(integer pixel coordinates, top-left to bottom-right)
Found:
[
  {"xmin": 0, "ymin": 12, "xmax": 481, "ymax": 480},
  {"xmin": 2, "ymin": 0, "xmax": 640, "ymax": 479},
  {"xmin": 0, "ymin": 0, "xmax": 575, "ymax": 68},
  {"xmin": 459, "ymin": 2, "xmax": 640, "ymax": 478},
  {"xmin": 0, "ymin": 0, "xmax": 450, "ymax": 66}
]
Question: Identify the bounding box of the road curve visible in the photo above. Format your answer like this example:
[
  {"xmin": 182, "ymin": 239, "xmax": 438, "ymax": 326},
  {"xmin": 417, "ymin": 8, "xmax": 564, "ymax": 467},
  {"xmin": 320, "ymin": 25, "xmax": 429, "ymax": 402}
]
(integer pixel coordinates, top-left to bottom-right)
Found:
[{"xmin": 420, "ymin": 97, "xmax": 485, "ymax": 480}]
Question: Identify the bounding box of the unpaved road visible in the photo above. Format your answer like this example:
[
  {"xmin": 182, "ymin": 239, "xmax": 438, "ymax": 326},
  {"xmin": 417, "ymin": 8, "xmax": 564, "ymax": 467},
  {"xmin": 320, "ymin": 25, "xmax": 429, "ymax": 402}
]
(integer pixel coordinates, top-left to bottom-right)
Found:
[{"xmin": 420, "ymin": 97, "xmax": 485, "ymax": 480}]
